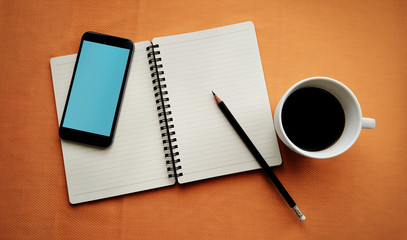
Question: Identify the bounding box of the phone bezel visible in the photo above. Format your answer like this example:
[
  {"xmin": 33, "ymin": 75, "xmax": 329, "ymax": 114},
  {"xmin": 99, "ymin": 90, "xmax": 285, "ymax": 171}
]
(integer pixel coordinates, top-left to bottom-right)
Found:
[{"xmin": 58, "ymin": 31, "xmax": 134, "ymax": 147}]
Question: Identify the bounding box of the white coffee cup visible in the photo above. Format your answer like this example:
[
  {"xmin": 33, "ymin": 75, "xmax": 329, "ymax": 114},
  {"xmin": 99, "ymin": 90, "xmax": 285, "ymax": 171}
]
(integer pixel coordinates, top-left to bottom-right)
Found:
[{"xmin": 274, "ymin": 77, "xmax": 375, "ymax": 159}]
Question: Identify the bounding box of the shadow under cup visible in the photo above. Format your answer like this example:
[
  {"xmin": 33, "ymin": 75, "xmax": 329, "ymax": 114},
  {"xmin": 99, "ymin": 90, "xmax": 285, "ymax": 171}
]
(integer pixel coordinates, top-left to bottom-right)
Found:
[{"xmin": 275, "ymin": 77, "xmax": 369, "ymax": 159}]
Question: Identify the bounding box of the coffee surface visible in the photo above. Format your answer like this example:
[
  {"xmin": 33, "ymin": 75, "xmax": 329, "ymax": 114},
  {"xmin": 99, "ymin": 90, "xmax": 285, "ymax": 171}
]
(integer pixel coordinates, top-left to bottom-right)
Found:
[{"xmin": 282, "ymin": 87, "xmax": 345, "ymax": 151}]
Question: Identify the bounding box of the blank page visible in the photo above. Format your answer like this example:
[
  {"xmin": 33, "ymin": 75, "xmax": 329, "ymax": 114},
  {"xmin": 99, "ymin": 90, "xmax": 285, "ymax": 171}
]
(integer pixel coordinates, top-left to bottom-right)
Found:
[
  {"xmin": 51, "ymin": 41, "xmax": 175, "ymax": 204},
  {"xmin": 153, "ymin": 22, "xmax": 282, "ymax": 184}
]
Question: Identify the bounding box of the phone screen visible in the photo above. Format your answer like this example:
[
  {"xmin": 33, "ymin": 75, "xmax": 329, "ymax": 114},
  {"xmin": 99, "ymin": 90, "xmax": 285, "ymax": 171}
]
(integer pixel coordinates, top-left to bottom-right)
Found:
[{"xmin": 62, "ymin": 40, "xmax": 131, "ymax": 136}]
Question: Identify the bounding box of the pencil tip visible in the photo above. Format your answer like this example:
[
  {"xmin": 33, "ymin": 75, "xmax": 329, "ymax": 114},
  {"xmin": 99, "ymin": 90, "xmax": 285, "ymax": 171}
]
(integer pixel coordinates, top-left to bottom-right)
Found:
[{"xmin": 212, "ymin": 92, "xmax": 222, "ymax": 104}]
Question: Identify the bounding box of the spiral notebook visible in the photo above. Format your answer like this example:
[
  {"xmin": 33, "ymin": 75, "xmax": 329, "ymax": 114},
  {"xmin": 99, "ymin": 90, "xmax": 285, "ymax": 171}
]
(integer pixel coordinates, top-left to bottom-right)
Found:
[{"xmin": 51, "ymin": 21, "xmax": 282, "ymax": 204}]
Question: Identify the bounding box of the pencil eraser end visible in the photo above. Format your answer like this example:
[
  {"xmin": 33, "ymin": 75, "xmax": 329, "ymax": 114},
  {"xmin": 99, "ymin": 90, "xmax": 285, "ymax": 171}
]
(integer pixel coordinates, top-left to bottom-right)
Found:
[{"xmin": 292, "ymin": 205, "xmax": 305, "ymax": 221}]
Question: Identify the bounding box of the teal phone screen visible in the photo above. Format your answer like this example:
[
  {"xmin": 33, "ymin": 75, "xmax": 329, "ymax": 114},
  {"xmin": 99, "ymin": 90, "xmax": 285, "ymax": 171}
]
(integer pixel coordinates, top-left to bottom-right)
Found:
[{"xmin": 62, "ymin": 40, "xmax": 130, "ymax": 136}]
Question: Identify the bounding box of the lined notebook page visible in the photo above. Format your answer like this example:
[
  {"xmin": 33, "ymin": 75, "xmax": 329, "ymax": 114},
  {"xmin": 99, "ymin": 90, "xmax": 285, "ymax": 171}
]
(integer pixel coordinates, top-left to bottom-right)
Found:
[
  {"xmin": 51, "ymin": 41, "xmax": 175, "ymax": 204},
  {"xmin": 153, "ymin": 22, "xmax": 282, "ymax": 184}
]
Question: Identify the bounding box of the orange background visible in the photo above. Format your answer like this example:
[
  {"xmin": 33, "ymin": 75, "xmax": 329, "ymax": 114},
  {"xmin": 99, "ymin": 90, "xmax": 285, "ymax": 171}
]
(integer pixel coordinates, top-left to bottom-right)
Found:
[{"xmin": 1, "ymin": 0, "xmax": 406, "ymax": 239}]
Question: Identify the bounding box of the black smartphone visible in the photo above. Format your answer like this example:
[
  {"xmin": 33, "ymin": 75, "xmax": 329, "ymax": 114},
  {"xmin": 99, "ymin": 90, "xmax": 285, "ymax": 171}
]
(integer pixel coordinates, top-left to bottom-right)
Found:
[{"xmin": 59, "ymin": 32, "xmax": 134, "ymax": 147}]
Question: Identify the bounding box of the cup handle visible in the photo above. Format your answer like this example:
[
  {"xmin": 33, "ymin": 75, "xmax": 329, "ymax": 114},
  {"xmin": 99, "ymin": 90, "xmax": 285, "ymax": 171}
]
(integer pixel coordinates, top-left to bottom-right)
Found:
[{"xmin": 362, "ymin": 118, "xmax": 376, "ymax": 129}]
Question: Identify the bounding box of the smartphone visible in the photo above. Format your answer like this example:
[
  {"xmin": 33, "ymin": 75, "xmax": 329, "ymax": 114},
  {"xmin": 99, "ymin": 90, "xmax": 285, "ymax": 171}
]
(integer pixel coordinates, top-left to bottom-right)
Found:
[{"xmin": 59, "ymin": 32, "xmax": 134, "ymax": 147}]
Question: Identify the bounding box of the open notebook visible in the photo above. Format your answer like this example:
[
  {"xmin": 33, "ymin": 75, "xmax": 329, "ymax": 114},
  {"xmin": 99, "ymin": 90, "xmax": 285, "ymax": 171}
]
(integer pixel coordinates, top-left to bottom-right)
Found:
[{"xmin": 51, "ymin": 21, "xmax": 282, "ymax": 204}]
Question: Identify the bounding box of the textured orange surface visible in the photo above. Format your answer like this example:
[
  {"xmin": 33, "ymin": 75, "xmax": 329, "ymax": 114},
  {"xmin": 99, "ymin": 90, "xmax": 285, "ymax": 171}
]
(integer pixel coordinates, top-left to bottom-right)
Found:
[{"xmin": 0, "ymin": 0, "xmax": 406, "ymax": 239}]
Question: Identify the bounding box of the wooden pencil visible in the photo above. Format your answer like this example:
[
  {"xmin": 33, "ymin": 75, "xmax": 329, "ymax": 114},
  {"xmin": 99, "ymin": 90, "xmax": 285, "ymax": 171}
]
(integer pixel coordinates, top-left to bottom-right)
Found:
[{"xmin": 212, "ymin": 91, "xmax": 305, "ymax": 221}]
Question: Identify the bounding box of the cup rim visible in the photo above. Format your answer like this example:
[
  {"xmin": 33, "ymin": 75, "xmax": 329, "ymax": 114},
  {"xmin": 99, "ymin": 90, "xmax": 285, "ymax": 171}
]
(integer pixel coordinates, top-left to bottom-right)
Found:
[{"xmin": 275, "ymin": 76, "xmax": 363, "ymax": 159}]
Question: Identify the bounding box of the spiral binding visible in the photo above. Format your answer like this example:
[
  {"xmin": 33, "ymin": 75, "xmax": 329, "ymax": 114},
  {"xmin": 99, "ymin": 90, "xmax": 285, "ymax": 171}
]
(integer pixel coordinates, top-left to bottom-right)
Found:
[{"xmin": 146, "ymin": 43, "xmax": 183, "ymax": 179}]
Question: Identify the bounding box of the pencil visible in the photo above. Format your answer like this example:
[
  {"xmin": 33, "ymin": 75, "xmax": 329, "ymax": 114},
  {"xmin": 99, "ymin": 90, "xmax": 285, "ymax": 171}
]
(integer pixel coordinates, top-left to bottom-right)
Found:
[{"xmin": 212, "ymin": 91, "xmax": 305, "ymax": 221}]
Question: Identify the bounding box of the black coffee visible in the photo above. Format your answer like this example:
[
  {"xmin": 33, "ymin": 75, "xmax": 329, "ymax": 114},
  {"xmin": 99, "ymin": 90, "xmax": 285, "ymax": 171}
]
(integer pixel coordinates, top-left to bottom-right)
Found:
[{"xmin": 282, "ymin": 87, "xmax": 345, "ymax": 151}]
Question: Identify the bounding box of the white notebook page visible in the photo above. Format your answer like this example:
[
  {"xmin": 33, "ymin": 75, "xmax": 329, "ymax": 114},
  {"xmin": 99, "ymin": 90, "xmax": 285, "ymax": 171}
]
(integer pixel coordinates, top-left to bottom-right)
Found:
[
  {"xmin": 153, "ymin": 22, "xmax": 282, "ymax": 184},
  {"xmin": 51, "ymin": 41, "xmax": 175, "ymax": 204}
]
